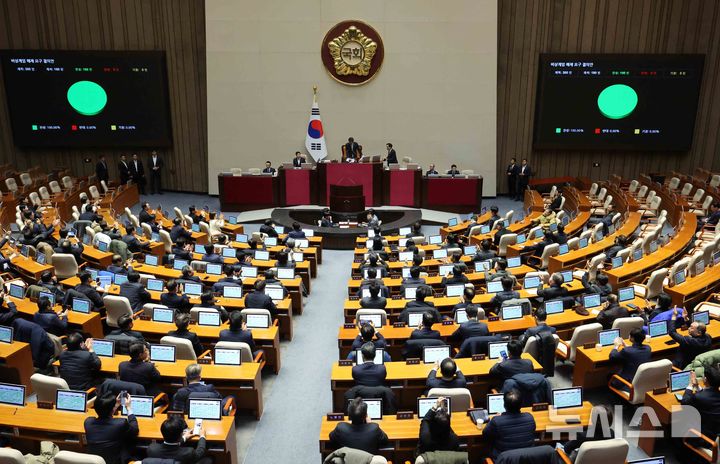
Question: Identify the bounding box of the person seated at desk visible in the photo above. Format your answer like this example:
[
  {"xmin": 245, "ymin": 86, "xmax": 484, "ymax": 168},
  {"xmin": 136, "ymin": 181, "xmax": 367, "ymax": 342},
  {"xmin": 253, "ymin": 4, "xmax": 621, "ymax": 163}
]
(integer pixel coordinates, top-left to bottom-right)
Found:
[
  {"xmin": 356, "ymin": 268, "xmax": 390, "ymax": 298},
  {"xmin": 80, "ymin": 203, "xmax": 103, "ymax": 223},
  {"xmin": 198, "ymin": 292, "xmax": 229, "ymax": 322},
  {"xmin": 147, "ymin": 415, "xmax": 210, "ymax": 464},
  {"xmin": 349, "ymin": 323, "xmax": 390, "ymax": 362},
  {"xmin": 365, "ymin": 209, "xmax": 380, "ymax": 228},
  {"xmin": 452, "ymin": 288, "xmax": 477, "ymax": 313},
  {"xmin": 417, "ymin": 398, "xmax": 460, "ymax": 457},
  {"xmin": 681, "ymin": 366, "xmax": 720, "ymax": 445},
  {"xmin": 441, "ymin": 264, "xmax": 469, "ymax": 287},
  {"xmin": 473, "ymin": 239, "xmax": 497, "ymax": 262},
  {"xmin": 260, "ymin": 219, "xmax": 279, "ymax": 237},
  {"xmin": 548, "ymin": 191, "xmax": 564, "ymax": 213},
  {"xmin": 446, "ymin": 164, "xmax": 460, "ymax": 176},
  {"xmin": 244, "ymin": 280, "xmax": 278, "ymax": 320},
  {"xmin": 609, "ymin": 328, "xmax": 651, "ymax": 390},
  {"xmin": 286, "ymin": 222, "xmax": 306, "ymax": 240},
  {"xmin": 521, "ymin": 231, "xmax": 557, "ymax": 261},
  {"xmin": 518, "ymin": 307, "xmax": 556, "ymax": 346},
  {"xmin": 187, "ymin": 206, "xmax": 204, "ymax": 225},
  {"xmin": 343, "ymin": 137, "xmax": 361, "ymax": 162},
  {"xmin": 97, "ymin": 220, "xmax": 122, "ymax": 241},
  {"xmin": 275, "ymin": 250, "xmax": 295, "ymax": 269},
  {"xmin": 443, "ymin": 233, "xmax": 466, "ymax": 250},
  {"xmin": 493, "ymin": 221, "xmax": 511, "ymax": 247},
  {"xmin": 482, "ymin": 388, "xmax": 537, "ymax": 459},
  {"xmin": 604, "ymin": 235, "xmax": 629, "ymax": 262},
  {"xmin": 59, "ymin": 333, "xmax": 102, "ymax": 391},
  {"xmin": 76, "ymin": 271, "xmax": 105, "ymax": 311},
  {"xmin": 669, "ymin": 307, "xmax": 711, "ymax": 368},
  {"xmin": 320, "ymin": 211, "xmax": 335, "ymax": 228},
  {"xmin": 120, "ymin": 342, "xmax": 163, "ymax": 396},
  {"xmin": 37, "ymin": 270, "xmax": 65, "ymax": 301},
  {"xmin": 582, "ymin": 272, "xmax": 613, "ymax": 298},
  {"xmin": 489, "ymin": 339, "xmax": 534, "ymax": 382},
  {"xmin": 199, "ymin": 243, "xmax": 222, "ymax": 264},
  {"xmin": 559, "ymin": 405, "xmax": 615, "ymax": 462},
  {"xmin": 0, "ymin": 289, "xmax": 19, "ymax": 325},
  {"xmin": 172, "ymin": 363, "xmax": 231, "ymax": 413},
  {"xmin": 178, "ymin": 266, "xmax": 201, "ymax": 284},
  {"xmin": 54, "ymin": 237, "xmax": 85, "ymax": 264},
  {"xmin": 169, "ymin": 218, "xmax": 192, "ymax": 244},
  {"xmin": 410, "ymin": 311, "xmax": 442, "ymax": 340},
  {"xmin": 160, "ymin": 280, "xmax": 192, "ymax": 313},
  {"xmin": 401, "ymin": 266, "xmax": 426, "ymax": 292},
  {"xmin": 486, "ymin": 258, "xmax": 513, "ymax": 283},
  {"xmin": 107, "ymin": 255, "xmax": 130, "ymax": 275},
  {"xmin": 399, "ymin": 286, "xmax": 441, "ymax": 325},
  {"xmin": 107, "ymin": 315, "xmax": 146, "ymax": 354},
  {"xmin": 352, "ymin": 342, "xmax": 387, "ymax": 387},
  {"xmin": 531, "ymin": 206, "xmax": 557, "ymax": 231},
  {"xmin": 485, "ymin": 206, "xmax": 501, "ymax": 226},
  {"xmin": 698, "ymin": 202, "xmax": 720, "ymax": 230},
  {"xmin": 219, "ymin": 311, "xmax": 257, "ymax": 355},
  {"xmin": 426, "ymin": 164, "xmax": 439, "ymax": 176},
  {"xmin": 406, "ymin": 221, "xmax": 424, "ymax": 238},
  {"xmin": 33, "ymin": 295, "xmax": 68, "ymax": 337},
  {"xmin": 537, "ymin": 272, "xmax": 568, "ymax": 300},
  {"xmin": 168, "ymin": 313, "xmax": 204, "ymax": 356},
  {"xmin": 138, "ymin": 202, "xmax": 158, "ymax": 231},
  {"xmin": 426, "ymin": 358, "xmax": 467, "ymax": 390},
  {"xmin": 587, "ymin": 204, "xmax": 615, "ymax": 235},
  {"xmin": 447, "ymin": 250, "xmax": 468, "ymax": 272},
  {"xmin": 360, "ymin": 254, "xmax": 389, "ymax": 278},
  {"xmin": 329, "ymin": 397, "xmax": 389, "ymax": 455},
  {"xmin": 84, "ymin": 392, "xmax": 139, "ymax": 464},
  {"xmin": 263, "ymin": 160, "xmax": 276, "ymax": 174},
  {"xmin": 490, "ymin": 276, "xmax": 520, "ymax": 311},
  {"xmin": 360, "ymin": 282, "xmax": 387, "ymax": 309},
  {"xmin": 0, "ymin": 233, "xmax": 17, "ymax": 271},
  {"xmin": 119, "ymin": 271, "xmax": 151, "ymax": 313},
  {"xmin": 122, "ymin": 225, "xmax": 149, "ymax": 253},
  {"xmin": 596, "ymin": 294, "xmax": 629, "ymax": 330},
  {"xmin": 171, "ymin": 238, "xmax": 193, "ymax": 262},
  {"xmin": 450, "ymin": 304, "xmax": 489, "ymax": 343}
]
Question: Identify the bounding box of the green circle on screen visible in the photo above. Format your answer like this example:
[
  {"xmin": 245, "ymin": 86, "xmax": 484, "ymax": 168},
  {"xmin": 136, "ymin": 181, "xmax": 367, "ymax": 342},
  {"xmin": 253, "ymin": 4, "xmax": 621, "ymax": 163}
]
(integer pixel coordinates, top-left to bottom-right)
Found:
[
  {"xmin": 67, "ymin": 81, "xmax": 107, "ymax": 116},
  {"xmin": 597, "ymin": 84, "xmax": 638, "ymax": 119}
]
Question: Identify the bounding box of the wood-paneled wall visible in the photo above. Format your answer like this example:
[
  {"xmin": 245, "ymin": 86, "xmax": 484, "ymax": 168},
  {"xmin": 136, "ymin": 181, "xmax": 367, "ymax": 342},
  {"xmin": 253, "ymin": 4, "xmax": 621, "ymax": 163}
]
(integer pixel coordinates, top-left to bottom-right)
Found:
[
  {"xmin": 0, "ymin": 0, "xmax": 207, "ymax": 192},
  {"xmin": 497, "ymin": 0, "xmax": 720, "ymax": 193}
]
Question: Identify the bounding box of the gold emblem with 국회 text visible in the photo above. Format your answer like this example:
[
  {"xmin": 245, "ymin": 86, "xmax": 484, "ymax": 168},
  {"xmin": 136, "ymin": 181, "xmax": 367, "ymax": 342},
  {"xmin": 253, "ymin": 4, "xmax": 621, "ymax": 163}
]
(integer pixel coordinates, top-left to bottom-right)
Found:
[{"xmin": 327, "ymin": 26, "xmax": 377, "ymax": 76}]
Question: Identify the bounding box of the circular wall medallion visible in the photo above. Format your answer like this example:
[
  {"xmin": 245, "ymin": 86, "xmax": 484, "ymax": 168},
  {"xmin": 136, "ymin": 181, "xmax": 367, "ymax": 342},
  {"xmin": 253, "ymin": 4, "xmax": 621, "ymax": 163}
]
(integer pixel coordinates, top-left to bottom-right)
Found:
[{"xmin": 321, "ymin": 20, "xmax": 384, "ymax": 86}]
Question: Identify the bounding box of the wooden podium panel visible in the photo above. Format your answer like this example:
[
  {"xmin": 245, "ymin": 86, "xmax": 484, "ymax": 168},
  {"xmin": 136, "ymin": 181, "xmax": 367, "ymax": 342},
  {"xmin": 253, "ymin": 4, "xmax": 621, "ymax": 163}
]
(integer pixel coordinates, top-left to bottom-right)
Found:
[
  {"xmin": 218, "ymin": 174, "xmax": 279, "ymax": 211},
  {"xmin": 330, "ymin": 184, "xmax": 364, "ymax": 212},
  {"xmin": 422, "ymin": 176, "xmax": 483, "ymax": 213},
  {"xmin": 317, "ymin": 162, "xmax": 383, "ymax": 207},
  {"xmin": 278, "ymin": 166, "xmax": 317, "ymax": 206},
  {"xmin": 384, "ymin": 168, "xmax": 421, "ymax": 207}
]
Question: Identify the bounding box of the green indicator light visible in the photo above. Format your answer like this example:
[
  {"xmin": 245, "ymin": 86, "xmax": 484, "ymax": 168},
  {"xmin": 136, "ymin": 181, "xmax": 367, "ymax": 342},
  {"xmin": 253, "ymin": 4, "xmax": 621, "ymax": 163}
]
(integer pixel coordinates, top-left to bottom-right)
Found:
[
  {"xmin": 597, "ymin": 84, "xmax": 638, "ymax": 119},
  {"xmin": 555, "ymin": 128, "xmax": 562, "ymax": 133},
  {"xmin": 32, "ymin": 125, "xmax": 38, "ymax": 130},
  {"xmin": 67, "ymin": 81, "xmax": 107, "ymax": 116}
]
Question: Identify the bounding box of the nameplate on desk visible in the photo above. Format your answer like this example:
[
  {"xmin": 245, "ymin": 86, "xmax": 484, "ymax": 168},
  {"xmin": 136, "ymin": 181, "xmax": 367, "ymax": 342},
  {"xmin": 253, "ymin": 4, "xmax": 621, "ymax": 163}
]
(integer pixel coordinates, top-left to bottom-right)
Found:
[
  {"xmin": 434, "ymin": 293, "xmax": 443, "ymax": 298},
  {"xmin": 139, "ymin": 314, "xmax": 151, "ymax": 321},
  {"xmin": 327, "ymin": 413, "xmax": 345, "ymax": 421},
  {"xmin": 406, "ymin": 358, "xmax": 420, "ymax": 365},
  {"xmin": 488, "ymin": 316, "xmax": 499, "ymax": 322},
  {"xmin": 354, "ymin": 259, "xmax": 362, "ymax": 263},
  {"xmin": 653, "ymin": 387, "xmax": 668, "ymax": 395},
  {"xmin": 583, "ymin": 342, "xmax": 596, "ymax": 349},
  {"xmin": 388, "ymin": 257, "xmax": 397, "ymax": 262},
  {"xmin": 472, "ymin": 354, "xmax": 486, "ymax": 361},
  {"xmin": 348, "ymin": 296, "xmax": 359, "ymax": 301},
  {"xmin": 442, "ymin": 320, "xmax": 454, "ymax": 326},
  {"xmin": 351, "ymin": 276, "xmax": 362, "ymax": 280},
  {"xmin": 531, "ymin": 403, "xmax": 549, "ymax": 412},
  {"xmin": 392, "ymin": 295, "xmax": 402, "ymax": 300},
  {"xmin": 343, "ymin": 323, "xmax": 356, "ymax": 329},
  {"xmin": 338, "ymin": 360, "xmax": 353, "ymax": 367},
  {"xmin": 198, "ymin": 357, "xmax": 211, "ymax": 365},
  {"xmin": 396, "ymin": 411, "xmax": 414, "ymax": 420},
  {"xmin": 429, "ymin": 272, "xmax": 438, "ymax": 278},
  {"xmin": 393, "ymin": 322, "xmax": 406, "ymax": 328},
  {"xmin": 37, "ymin": 401, "xmax": 53, "ymax": 410}
]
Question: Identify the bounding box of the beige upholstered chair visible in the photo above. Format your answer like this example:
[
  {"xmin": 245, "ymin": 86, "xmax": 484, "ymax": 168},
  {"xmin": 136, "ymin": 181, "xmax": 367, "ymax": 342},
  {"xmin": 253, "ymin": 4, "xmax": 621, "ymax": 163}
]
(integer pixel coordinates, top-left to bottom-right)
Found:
[
  {"xmin": 54, "ymin": 451, "xmax": 106, "ymax": 464},
  {"xmin": 558, "ymin": 438, "xmax": 629, "ymax": 464},
  {"xmin": 427, "ymin": 388, "xmax": 473, "ymax": 412},
  {"xmin": 51, "ymin": 253, "xmax": 79, "ymax": 279},
  {"xmin": 355, "ymin": 308, "xmax": 388, "ymax": 327},
  {"xmin": 609, "ymin": 359, "xmax": 672, "ymax": 404},
  {"xmin": 611, "ymin": 317, "xmax": 645, "ymax": 339},
  {"xmin": 103, "ymin": 295, "xmax": 133, "ymax": 328},
  {"xmin": 215, "ymin": 341, "xmax": 255, "ymax": 363},
  {"xmin": 0, "ymin": 448, "xmax": 25, "ymax": 464},
  {"xmin": 161, "ymin": 335, "xmax": 197, "ymax": 361},
  {"xmin": 30, "ymin": 373, "xmax": 69, "ymax": 402},
  {"xmin": 556, "ymin": 323, "xmax": 602, "ymax": 362}
]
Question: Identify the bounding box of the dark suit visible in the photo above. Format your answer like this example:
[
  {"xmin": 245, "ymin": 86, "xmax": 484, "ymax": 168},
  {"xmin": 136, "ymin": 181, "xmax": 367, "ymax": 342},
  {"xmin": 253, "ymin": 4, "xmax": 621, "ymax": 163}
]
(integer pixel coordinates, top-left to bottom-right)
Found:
[
  {"xmin": 201, "ymin": 253, "xmax": 223, "ymax": 264},
  {"xmin": 426, "ymin": 369, "xmax": 467, "ymax": 389},
  {"xmin": 329, "ymin": 422, "xmax": 388, "ymax": 454},
  {"xmin": 537, "ymin": 285, "xmax": 568, "ymax": 300},
  {"xmin": 95, "ymin": 160, "xmax": 109, "ymax": 183},
  {"xmin": 147, "ymin": 438, "xmax": 208, "ymax": 464},
  {"xmin": 426, "ymin": 169, "xmax": 439, "ymax": 175},
  {"xmin": 351, "ymin": 361, "xmax": 387, "ymax": 387},
  {"xmin": 262, "ymin": 167, "xmax": 276, "ymax": 174},
  {"xmin": 386, "ymin": 149, "xmax": 397, "ymax": 165},
  {"xmin": 75, "ymin": 283, "xmax": 105, "ymax": 309},
  {"xmin": 610, "ymin": 344, "xmax": 651, "ymax": 384},
  {"xmin": 119, "ymin": 282, "xmax": 151, "ymax": 312},
  {"xmin": 506, "ymin": 163, "xmax": 519, "ymax": 197},
  {"xmin": 669, "ymin": 321, "xmax": 712, "ymax": 368},
  {"xmin": 359, "ymin": 296, "xmax": 387, "ymax": 309},
  {"xmin": 494, "ymin": 227, "xmax": 511, "ymax": 247},
  {"xmin": 118, "ymin": 160, "xmax": 131, "ymax": 185},
  {"xmin": 84, "ymin": 415, "xmax": 139, "ymax": 464},
  {"xmin": 410, "ymin": 327, "xmax": 441, "ymax": 340},
  {"xmin": 450, "ymin": 320, "xmax": 489, "ymax": 343},
  {"xmin": 244, "ymin": 291, "xmax": 277, "ymax": 320},
  {"xmin": 139, "ymin": 210, "xmax": 156, "ymax": 227},
  {"xmin": 122, "ymin": 234, "xmax": 145, "ymax": 253},
  {"xmin": 490, "ymin": 290, "xmax": 520, "ymax": 311},
  {"xmin": 148, "ymin": 155, "xmax": 163, "ymax": 194},
  {"xmin": 483, "ymin": 411, "xmax": 537, "ymax": 458},
  {"xmin": 171, "ymin": 382, "xmax": 222, "ymax": 412},
  {"xmin": 119, "ymin": 359, "xmax": 162, "ymax": 395},
  {"xmin": 219, "ymin": 328, "xmax": 256, "ymax": 353},
  {"xmin": 170, "ymin": 224, "xmax": 192, "ymax": 243},
  {"xmin": 160, "ymin": 293, "xmax": 192, "ymax": 313},
  {"xmin": 681, "ymin": 388, "xmax": 720, "ymax": 440},
  {"xmin": 419, "ymin": 407, "xmax": 461, "ymax": 454},
  {"xmin": 517, "ymin": 164, "xmax": 532, "ymax": 199},
  {"xmin": 399, "ymin": 303, "xmax": 442, "ymax": 325},
  {"xmin": 596, "ymin": 304, "xmax": 629, "ymax": 330},
  {"xmin": 519, "ymin": 324, "xmax": 556, "ymax": 346},
  {"xmin": 33, "ymin": 311, "xmax": 68, "ymax": 337},
  {"xmin": 489, "ymin": 358, "xmax": 534, "ymax": 381},
  {"xmin": 168, "ymin": 329, "xmax": 203, "ymax": 356},
  {"xmin": 344, "ymin": 141, "xmax": 360, "ymax": 161},
  {"xmin": 129, "ymin": 159, "xmax": 145, "ymax": 194},
  {"xmin": 292, "ymin": 157, "xmax": 305, "ymax": 167},
  {"xmin": 58, "ymin": 349, "xmax": 102, "ymax": 390}
]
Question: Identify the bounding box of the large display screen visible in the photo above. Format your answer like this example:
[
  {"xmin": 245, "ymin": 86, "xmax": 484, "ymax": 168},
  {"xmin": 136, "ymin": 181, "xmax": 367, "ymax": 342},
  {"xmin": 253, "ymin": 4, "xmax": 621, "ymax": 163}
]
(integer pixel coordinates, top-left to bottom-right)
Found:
[
  {"xmin": 533, "ymin": 54, "xmax": 704, "ymax": 150},
  {"xmin": 1, "ymin": 50, "xmax": 171, "ymax": 147}
]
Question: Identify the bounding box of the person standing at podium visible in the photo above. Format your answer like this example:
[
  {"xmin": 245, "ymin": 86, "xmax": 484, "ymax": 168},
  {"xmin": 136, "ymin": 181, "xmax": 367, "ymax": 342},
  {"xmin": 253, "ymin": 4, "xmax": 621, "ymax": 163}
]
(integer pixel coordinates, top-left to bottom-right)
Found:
[
  {"xmin": 516, "ymin": 158, "xmax": 533, "ymax": 201},
  {"xmin": 292, "ymin": 151, "xmax": 306, "ymax": 167},
  {"xmin": 344, "ymin": 137, "xmax": 360, "ymax": 162},
  {"xmin": 384, "ymin": 143, "xmax": 398, "ymax": 166},
  {"xmin": 506, "ymin": 157, "xmax": 519, "ymax": 199}
]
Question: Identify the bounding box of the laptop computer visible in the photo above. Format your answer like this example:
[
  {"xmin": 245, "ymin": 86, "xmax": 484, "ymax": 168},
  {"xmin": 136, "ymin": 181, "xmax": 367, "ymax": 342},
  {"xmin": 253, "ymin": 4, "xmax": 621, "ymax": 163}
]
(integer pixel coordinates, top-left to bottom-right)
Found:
[
  {"xmin": 423, "ymin": 345, "xmax": 451, "ymax": 364},
  {"xmin": 245, "ymin": 313, "xmax": 271, "ymax": 329},
  {"xmin": 0, "ymin": 383, "xmax": 25, "ymax": 406},
  {"xmin": 188, "ymin": 398, "xmax": 222, "ymax": 420},
  {"xmin": 149, "ymin": 344, "xmax": 176, "ymax": 362},
  {"xmin": 648, "ymin": 320, "xmax": 669, "ymax": 338},
  {"xmin": 501, "ymin": 305, "xmax": 523, "ymax": 320},
  {"xmin": 71, "ymin": 298, "xmax": 91, "ymax": 314},
  {"xmin": 222, "ymin": 286, "xmax": 243, "ymax": 298},
  {"xmin": 418, "ymin": 397, "xmax": 450, "ymax": 418},
  {"xmin": 214, "ymin": 348, "xmax": 242, "ymax": 366},
  {"xmin": 121, "ymin": 394, "xmax": 153, "ymax": 417},
  {"xmin": 598, "ymin": 329, "xmax": 620, "ymax": 347},
  {"xmin": 552, "ymin": 387, "xmax": 583, "ymax": 409},
  {"xmin": 92, "ymin": 339, "xmax": 115, "ymax": 358},
  {"xmin": 55, "ymin": 390, "xmax": 87, "ymax": 412},
  {"xmin": 0, "ymin": 326, "xmax": 13, "ymax": 344},
  {"xmin": 488, "ymin": 342, "xmax": 509, "ymax": 359},
  {"xmin": 544, "ymin": 300, "xmax": 564, "ymax": 315},
  {"xmin": 197, "ymin": 311, "xmax": 221, "ymax": 326}
]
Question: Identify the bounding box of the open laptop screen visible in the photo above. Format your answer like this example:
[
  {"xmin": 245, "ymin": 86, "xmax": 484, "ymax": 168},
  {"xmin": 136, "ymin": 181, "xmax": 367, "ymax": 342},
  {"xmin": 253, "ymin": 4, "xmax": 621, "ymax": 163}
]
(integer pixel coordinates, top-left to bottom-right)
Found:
[{"xmin": 552, "ymin": 387, "xmax": 583, "ymax": 409}]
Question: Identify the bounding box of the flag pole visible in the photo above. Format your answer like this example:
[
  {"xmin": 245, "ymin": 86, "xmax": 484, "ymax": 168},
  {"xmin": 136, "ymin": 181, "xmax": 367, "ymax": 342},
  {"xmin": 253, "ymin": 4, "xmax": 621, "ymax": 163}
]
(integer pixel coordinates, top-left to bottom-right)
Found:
[{"xmin": 313, "ymin": 85, "xmax": 317, "ymax": 103}]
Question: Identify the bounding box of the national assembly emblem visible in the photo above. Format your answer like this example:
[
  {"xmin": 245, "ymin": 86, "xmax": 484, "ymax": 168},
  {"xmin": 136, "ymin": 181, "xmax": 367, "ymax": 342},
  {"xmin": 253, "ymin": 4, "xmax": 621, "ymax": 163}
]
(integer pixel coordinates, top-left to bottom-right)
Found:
[{"xmin": 321, "ymin": 21, "xmax": 384, "ymax": 86}]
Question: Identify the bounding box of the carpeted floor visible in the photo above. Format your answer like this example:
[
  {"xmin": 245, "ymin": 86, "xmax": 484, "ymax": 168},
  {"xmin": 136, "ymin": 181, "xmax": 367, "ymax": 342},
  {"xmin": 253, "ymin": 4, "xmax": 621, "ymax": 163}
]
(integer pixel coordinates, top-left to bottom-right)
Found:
[{"xmin": 128, "ymin": 193, "xmax": 678, "ymax": 463}]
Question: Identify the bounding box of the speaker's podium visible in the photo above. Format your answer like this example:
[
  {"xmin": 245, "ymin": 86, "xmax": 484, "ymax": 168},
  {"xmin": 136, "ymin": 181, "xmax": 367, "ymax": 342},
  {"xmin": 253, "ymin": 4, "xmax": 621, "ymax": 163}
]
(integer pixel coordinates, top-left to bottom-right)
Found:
[
  {"xmin": 317, "ymin": 160, "xmax": 383, "ymax": 208},
  {"xmin": 329, "ymin": 184, "xmax": 364, "ymax": 213}
]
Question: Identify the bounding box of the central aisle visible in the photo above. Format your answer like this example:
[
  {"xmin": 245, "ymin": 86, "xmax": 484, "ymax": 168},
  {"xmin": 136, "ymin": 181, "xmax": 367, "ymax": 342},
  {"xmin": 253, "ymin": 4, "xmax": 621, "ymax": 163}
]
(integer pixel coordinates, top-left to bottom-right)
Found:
[{"xmin": 242, "ymin": 249, "xmax": 353, "ymax": 463}]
